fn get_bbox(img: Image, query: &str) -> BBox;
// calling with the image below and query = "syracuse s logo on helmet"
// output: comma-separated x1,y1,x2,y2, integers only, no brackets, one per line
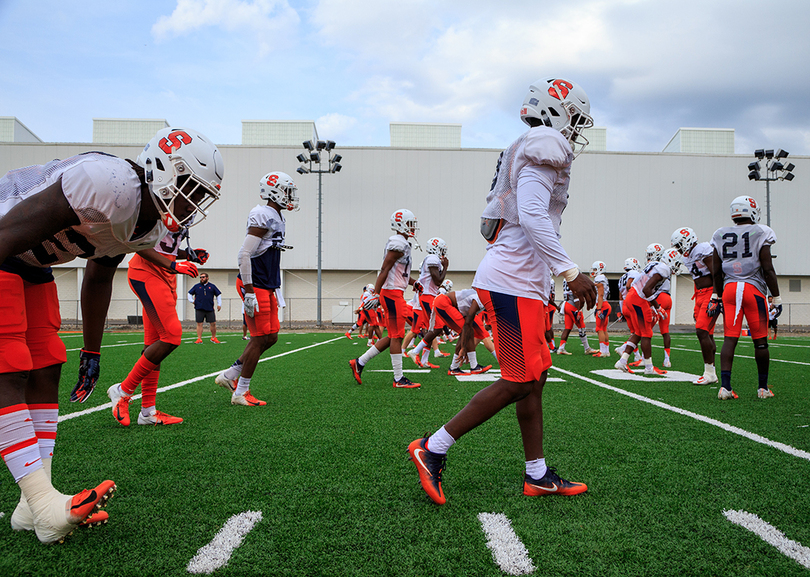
548,79,573,100
158,130,193,154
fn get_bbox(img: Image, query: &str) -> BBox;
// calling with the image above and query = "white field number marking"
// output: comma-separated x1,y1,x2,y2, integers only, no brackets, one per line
478,513,535,575
723,509,810,569
187,511,263,574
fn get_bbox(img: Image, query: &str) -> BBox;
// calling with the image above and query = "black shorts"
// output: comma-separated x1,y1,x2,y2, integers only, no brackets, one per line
768,319,778,329
196,309,216,323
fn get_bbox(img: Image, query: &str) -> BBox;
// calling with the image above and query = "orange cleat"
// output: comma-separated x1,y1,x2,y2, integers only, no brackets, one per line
408,437,446,504
523,467,587,497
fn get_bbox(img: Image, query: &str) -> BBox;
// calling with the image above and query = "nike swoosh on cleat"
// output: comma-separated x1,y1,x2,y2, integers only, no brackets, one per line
45,420,58,423
25,459,41,467
535,483,558,492
24,418,33,422
413,449,432,478
70,490,98,511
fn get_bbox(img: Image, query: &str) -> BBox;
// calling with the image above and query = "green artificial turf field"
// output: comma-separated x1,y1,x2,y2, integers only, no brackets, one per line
1,330,808,576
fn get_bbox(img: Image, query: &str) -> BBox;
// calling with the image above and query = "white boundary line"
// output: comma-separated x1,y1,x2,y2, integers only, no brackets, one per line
723,509,810,569
550,366,810,462
187,511,264,574
478,513,536,576
59,336,342,423
653,344,810,367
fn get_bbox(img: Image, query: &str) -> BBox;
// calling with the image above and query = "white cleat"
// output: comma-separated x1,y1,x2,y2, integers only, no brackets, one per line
693,374,718,385
757,388,775,399
556,349,572,355
663,358,672,368
614,360,630,373
215,371,237,392
718,388,737,400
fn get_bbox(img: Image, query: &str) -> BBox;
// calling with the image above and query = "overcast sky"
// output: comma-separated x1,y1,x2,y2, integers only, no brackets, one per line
2,0,809,155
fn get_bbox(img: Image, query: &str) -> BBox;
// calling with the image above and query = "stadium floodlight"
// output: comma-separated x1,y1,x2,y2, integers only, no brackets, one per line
747,147,796,226
295,138,344,327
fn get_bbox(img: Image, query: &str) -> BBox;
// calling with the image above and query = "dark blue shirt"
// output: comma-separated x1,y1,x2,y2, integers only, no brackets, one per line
188,281,221,311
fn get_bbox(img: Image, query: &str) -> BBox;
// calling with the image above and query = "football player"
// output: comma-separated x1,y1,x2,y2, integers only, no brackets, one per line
556,276,597,355
348,209,422,388
646,242,674,367
710,196,779,400
671,227,718,384
0,127,223,543
590,261,612,357
615,258,643,363
768,296,781,341
107,228,207,427
214,171,298,405
408,77,597,504
407,237,449,368
434,289,495,375
614,249,682,375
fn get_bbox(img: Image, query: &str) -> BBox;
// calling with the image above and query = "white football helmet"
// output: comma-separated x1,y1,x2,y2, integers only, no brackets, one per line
623,257,641,272
730,195,760,223
660,248,683,275
259,171,299,211
441,279,453,292
520,78,594,154
646,243,665,263
671,227,698,256
590,261,606,277
426,237,447,257
391,208,419,240
137,127,224,232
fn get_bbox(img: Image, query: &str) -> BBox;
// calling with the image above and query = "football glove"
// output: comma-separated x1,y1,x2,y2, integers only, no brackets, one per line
656,307,668,321
189,248,209,264
413,281,424,293
706,295,723,318
244,293,259,317
171,260,199,277
597,309,608,321
363,296,380,310
70,350,100,403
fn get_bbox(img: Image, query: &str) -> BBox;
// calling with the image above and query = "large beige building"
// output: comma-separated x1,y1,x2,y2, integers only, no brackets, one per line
1,120,807,330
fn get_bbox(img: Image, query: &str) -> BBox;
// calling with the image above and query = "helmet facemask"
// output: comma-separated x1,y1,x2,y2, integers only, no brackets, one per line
149,155,221,232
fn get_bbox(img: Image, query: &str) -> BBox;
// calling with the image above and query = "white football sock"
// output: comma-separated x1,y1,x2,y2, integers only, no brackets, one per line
427,426,455,454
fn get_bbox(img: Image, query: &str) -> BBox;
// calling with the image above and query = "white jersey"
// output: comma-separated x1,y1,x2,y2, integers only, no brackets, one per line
381,235,412,292
618,270,641,300
0,153,165,268
711,223,776,296
683,241,714,281
473,127,577,301
631,261,672,302
562,279,580,305
245,204,286,290
593,273,610,301
455,288,484,317
417,254,443,296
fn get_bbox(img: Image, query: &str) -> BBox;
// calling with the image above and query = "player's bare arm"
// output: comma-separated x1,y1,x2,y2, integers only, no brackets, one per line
642,274,663,299
0,180,80,263
566,272,597,309
711,248,725,296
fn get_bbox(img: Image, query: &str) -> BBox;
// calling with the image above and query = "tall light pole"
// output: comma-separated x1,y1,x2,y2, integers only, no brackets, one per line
747,148,795,227
296,140,342,327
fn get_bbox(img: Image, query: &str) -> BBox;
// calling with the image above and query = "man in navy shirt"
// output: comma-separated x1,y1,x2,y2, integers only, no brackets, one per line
188,273,222,343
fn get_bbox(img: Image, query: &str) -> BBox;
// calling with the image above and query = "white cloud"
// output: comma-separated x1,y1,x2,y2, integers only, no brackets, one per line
315,113,357,142
152,0,300,55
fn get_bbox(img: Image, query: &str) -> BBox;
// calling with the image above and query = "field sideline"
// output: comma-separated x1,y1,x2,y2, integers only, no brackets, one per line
1,330,808,576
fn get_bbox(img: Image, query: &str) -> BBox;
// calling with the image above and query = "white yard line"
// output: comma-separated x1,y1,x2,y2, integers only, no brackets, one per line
187,511,263,574
723,510,810,569
478,513,536,576
550,366,810,463
60,336,343,422
653,344,810,367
